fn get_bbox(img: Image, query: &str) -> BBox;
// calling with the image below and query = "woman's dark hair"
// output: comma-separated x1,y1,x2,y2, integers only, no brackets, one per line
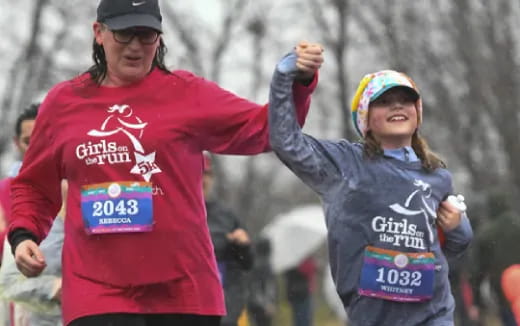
363,130,446,172
86,34,170,85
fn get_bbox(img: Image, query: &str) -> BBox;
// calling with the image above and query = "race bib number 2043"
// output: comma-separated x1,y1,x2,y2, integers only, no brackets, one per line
81,181,153,234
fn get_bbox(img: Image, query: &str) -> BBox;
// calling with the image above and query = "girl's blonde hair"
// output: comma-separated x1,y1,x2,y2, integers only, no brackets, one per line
362,130,446,172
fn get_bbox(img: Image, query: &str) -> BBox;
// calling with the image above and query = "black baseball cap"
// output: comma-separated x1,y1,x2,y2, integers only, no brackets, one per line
97,0,162,32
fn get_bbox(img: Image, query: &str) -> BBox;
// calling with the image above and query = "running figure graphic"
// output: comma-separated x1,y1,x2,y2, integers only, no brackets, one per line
88,104,162,182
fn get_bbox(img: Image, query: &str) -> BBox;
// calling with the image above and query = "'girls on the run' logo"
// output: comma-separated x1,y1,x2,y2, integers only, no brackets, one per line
370,179,439,250
74,104,162,182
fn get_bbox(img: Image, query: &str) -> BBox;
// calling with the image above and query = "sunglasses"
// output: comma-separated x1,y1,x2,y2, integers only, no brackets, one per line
110,28,161,45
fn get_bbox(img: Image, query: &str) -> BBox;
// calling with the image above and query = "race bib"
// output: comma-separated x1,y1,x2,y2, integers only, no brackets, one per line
358,246,435,302
81,181,153,234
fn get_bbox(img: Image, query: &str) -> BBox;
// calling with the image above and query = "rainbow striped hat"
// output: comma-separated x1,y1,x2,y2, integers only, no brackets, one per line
351,70,422,138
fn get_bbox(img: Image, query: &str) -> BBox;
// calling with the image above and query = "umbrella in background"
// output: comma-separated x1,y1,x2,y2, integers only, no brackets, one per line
261,205,327,273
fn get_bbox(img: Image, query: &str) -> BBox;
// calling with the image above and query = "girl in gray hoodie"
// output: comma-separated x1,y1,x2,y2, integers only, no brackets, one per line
268,50,473,326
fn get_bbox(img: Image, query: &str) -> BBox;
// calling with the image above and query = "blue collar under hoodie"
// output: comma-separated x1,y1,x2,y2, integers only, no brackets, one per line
384,147,419,162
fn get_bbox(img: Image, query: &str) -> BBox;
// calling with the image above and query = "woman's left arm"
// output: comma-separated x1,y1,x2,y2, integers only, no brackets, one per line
192,44,322,155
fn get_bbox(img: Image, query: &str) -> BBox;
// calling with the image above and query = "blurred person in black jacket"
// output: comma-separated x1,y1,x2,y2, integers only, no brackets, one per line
248,237,277,326
203,152,254,326
470,192,520,326
285,256,317,326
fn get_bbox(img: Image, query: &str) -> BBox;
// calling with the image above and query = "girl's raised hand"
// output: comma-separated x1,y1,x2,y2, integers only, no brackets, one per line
295,41,324,82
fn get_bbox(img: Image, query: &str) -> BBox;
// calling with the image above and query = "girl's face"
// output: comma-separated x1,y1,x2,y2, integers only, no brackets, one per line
367,87,418,149
93,22,161,86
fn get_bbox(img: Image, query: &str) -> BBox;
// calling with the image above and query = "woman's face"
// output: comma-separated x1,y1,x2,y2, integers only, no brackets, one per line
367,87,418,148
93,22,161,86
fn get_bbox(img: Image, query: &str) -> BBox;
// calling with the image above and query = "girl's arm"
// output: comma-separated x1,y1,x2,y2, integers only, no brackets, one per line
269,52,352,195
438,197,473,257
442,213,473,257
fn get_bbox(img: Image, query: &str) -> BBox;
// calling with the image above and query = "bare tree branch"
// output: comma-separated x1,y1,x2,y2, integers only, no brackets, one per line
310,0,355,139
0,0,50,153
162,3,205,75
209,0,249,83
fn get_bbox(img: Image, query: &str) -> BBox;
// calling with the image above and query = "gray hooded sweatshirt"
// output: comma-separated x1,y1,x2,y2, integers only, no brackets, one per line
0,217,63,326
268,53,473,326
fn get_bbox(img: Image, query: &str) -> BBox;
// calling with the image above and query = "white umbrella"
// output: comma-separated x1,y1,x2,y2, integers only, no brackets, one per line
261,205,327,273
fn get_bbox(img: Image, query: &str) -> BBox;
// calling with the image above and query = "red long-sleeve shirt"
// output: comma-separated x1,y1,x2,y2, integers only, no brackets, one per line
9,68,316,324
